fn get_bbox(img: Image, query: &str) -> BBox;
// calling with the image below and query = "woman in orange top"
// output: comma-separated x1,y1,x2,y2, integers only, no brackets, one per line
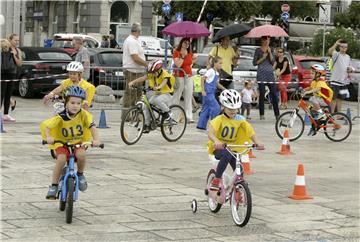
172,38,197,123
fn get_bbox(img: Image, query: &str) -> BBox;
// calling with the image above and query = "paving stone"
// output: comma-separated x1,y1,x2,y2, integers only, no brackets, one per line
214,233,292,242
323,227,360,238
124,220,206,231
275,230,343,241
1,227,72,239
152,228,221,240
62,231,166,242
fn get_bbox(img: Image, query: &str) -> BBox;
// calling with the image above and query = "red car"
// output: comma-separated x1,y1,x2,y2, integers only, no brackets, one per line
293,55,326,89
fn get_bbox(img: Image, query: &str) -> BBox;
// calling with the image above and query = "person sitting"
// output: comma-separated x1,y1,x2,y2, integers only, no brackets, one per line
43,61,96,110
128,59,176,133
303,64,333,135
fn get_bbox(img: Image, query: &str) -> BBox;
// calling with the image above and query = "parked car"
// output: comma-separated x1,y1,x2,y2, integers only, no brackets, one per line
293,55,325,89
139,36,172,58
17,47,72,97
232,56,258,91
52,33,101,55
88,48,125,96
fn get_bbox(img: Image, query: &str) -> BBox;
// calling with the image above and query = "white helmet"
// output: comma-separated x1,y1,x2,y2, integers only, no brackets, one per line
66,61,84,72
219,89,242,109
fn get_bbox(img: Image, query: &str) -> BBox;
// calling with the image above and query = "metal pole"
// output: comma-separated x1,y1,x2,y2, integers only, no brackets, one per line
353,80,360,121
322,23,326,57
196,0,208,23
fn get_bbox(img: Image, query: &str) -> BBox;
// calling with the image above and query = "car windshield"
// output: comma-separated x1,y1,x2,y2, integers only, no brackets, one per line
99,52,122,66
351,60,360,71
193,55,208,68
233,58,257,71
300,60,325,70
37,52,72,60
52,40,73,48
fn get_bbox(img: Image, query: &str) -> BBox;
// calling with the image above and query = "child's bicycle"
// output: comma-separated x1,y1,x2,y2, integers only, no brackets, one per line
42,140,104,224
192,143,262,227
275,94,352,142
120,86,187,145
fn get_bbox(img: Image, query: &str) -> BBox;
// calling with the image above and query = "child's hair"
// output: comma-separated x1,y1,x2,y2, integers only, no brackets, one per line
211,56,222,68
1,39,11,52
244,80,252,87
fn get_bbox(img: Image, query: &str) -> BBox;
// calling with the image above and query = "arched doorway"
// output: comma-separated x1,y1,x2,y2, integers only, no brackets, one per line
109,1,130,45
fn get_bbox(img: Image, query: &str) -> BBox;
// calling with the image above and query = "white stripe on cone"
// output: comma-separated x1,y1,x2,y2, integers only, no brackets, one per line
295,175,306,186
242,154,250,163
282,138,289,145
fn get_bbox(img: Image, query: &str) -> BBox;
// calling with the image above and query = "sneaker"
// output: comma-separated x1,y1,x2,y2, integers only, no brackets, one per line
192,105,200,113
246,116,251,120
210,178,222,191
307,128,316,136
143,125,151,134
2,115,16,122
187,119,195,124
163,112,172,121
260,115,265,120
46,185,58,199
317,112,326,121
10,99,16,111
78,174,87,192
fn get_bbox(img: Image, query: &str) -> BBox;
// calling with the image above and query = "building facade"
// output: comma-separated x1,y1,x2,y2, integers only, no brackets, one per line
1,0,156,47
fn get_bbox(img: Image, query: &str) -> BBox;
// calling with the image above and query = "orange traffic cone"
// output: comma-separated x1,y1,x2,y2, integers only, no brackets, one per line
248,149,256,158
288,163,313,200
277,129,293,155
242,153,254,175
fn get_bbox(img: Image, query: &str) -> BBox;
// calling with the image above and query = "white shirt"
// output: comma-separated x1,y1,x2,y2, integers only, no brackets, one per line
241,88,253,103
330,51,351,86
123,34,146,73
204,68,219,83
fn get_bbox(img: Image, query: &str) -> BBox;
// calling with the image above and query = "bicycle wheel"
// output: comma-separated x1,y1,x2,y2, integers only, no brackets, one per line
231,181,252,227
65,177,75,224
324,112,352,142
59,181,66,211
120,107,145,145
161,105,187,142
206,170,222,213
275,111,305,141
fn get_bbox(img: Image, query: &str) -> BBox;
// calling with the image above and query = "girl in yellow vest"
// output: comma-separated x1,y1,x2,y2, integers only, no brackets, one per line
43,61,95,110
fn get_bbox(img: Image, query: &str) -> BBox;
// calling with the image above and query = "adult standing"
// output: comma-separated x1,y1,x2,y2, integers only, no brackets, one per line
73,37,90,81
122,22,147,120
109,34,119,49
100,35,110,48
273,47,291,109
328,39,353,112
8,34,22,112
207,36,238,90
253,36,279,120
172,38,197,123
1,39,17,122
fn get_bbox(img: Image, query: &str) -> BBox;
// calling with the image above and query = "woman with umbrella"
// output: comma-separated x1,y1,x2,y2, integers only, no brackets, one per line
252,36,279,120
172,37,197,123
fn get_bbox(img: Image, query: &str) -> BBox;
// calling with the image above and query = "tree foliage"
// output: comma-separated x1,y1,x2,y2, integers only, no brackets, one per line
310,27,360,59
333,2,360,30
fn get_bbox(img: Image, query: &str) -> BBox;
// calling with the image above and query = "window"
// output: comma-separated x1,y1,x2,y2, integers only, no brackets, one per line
38,52,72,60
234,58,257,71
300,60,325,70
99,52,123,66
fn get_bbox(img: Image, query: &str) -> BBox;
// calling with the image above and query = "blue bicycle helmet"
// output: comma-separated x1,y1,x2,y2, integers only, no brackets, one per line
65,86,86,100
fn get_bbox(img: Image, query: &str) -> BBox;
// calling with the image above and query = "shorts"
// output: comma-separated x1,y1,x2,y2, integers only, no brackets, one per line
309,96,328,107
330,83,348,100
55,145,85,160
241,102,251,110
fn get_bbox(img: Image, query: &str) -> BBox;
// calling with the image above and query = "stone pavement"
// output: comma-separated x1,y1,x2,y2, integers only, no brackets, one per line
1,98,359,242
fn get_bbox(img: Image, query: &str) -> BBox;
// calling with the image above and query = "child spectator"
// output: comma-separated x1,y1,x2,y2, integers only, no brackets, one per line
241,81,257,119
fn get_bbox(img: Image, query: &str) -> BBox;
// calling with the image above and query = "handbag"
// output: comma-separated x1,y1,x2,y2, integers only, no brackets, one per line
1,51,16,74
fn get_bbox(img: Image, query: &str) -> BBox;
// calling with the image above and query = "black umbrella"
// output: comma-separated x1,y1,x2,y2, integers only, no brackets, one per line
212,23,251,43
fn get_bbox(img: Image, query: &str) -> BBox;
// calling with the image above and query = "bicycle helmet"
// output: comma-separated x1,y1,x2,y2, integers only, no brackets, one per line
219,89,242,109
65,86,86,100
66,61,84,72
147,59,163,73
311,64,326,75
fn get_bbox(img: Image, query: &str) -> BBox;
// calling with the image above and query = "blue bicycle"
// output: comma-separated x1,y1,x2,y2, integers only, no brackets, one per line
42,140,104,223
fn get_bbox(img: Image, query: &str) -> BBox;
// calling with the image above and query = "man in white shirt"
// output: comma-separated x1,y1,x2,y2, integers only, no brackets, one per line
328,39,353,112
122,23,147,119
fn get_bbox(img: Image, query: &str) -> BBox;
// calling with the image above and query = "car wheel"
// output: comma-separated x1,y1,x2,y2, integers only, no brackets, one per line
19,79,34,98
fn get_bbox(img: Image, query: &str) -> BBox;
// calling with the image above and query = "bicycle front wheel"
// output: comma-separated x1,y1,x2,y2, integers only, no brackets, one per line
161,105,187,142
206,170,222,213
65,177,74,224
231,181,252,227
120,107,145,145
275,111,305,141
324,112,352,142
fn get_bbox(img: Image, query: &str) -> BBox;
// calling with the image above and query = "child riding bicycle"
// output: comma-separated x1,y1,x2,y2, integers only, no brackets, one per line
128,59,176,133
40,86,101,199
207,89,264,190
303,64,333,135
43,61,96,110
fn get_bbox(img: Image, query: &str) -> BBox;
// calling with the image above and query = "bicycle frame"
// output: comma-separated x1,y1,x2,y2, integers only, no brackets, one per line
136,88,164,129
60,148,79,202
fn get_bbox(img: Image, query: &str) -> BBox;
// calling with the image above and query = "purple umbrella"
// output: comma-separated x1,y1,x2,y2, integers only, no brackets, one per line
162,21,210,38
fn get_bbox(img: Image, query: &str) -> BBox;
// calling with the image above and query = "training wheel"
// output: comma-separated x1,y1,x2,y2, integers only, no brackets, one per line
191,199,197,213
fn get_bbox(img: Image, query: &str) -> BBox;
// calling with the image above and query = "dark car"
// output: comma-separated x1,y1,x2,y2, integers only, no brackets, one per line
293,55,325,89
348,58,360,101
88,48,125,96
17,47,72,97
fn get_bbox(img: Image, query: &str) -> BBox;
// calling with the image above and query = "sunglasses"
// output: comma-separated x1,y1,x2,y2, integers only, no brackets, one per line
340,45,348,48
278,51,284,53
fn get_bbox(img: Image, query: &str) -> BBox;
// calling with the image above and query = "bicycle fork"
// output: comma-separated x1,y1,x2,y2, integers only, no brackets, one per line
60,157,79,202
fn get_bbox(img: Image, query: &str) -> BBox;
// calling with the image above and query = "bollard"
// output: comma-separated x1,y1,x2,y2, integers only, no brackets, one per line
345,108,351,125
0,114,6,133
97,109,110,128
304,114,310,126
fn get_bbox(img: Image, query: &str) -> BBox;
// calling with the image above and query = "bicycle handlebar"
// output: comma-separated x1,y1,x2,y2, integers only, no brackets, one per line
42,140,104,149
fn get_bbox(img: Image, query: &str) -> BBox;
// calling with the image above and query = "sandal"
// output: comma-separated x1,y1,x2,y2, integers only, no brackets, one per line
10,99,16,111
